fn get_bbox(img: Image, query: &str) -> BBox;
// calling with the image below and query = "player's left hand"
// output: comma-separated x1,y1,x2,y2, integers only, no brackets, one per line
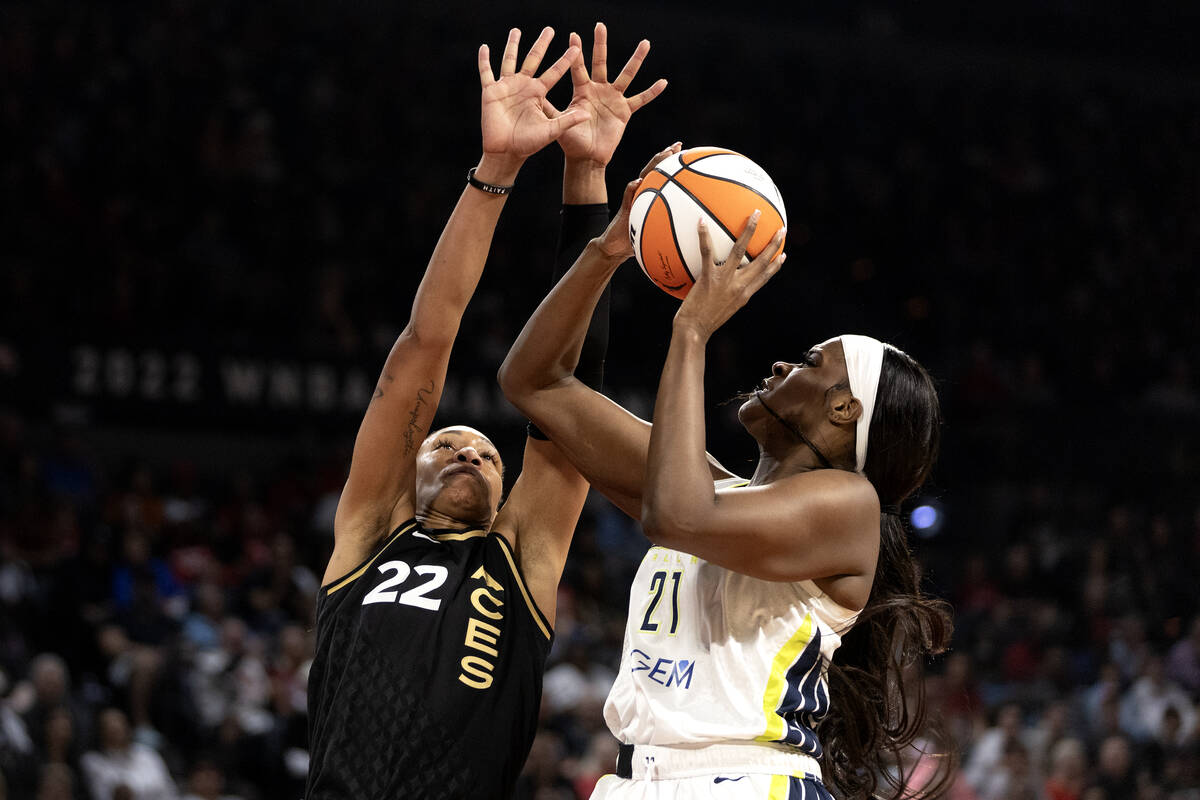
597,142,682,258
674,213,787,337
547,23,667,167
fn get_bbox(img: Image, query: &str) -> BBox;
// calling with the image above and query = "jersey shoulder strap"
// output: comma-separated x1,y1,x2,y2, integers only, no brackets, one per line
714,475,750,490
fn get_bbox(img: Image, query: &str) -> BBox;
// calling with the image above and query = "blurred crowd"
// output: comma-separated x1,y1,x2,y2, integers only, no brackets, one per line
1,1,1198,799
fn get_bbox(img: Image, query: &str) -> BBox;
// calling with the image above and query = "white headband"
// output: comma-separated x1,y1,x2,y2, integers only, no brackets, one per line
840,334,885,473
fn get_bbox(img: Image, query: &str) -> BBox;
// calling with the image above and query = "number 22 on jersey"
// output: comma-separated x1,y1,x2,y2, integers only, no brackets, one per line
362,559,448,610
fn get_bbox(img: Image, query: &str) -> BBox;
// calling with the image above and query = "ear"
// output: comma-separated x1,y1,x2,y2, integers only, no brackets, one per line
827,386,863,426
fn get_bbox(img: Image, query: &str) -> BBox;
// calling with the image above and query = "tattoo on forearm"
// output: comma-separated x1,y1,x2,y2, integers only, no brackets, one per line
402,380,435,455
373,372,395,400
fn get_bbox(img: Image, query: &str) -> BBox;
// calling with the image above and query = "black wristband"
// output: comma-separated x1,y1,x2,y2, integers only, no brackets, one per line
467,167,513,196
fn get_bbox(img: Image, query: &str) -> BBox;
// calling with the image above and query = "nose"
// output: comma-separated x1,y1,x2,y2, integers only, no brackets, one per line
772,362,791,377
456,447,483,466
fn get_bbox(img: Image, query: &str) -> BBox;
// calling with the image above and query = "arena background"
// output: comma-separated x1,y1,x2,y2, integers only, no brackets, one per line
1,1,1198,798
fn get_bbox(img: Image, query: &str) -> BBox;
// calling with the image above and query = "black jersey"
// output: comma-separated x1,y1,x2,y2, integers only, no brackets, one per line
305,519,553,800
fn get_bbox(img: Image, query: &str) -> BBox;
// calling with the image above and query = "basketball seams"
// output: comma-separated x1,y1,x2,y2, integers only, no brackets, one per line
632,148,784,299
659,192,695,288
655,167,740,244
677,162,786,224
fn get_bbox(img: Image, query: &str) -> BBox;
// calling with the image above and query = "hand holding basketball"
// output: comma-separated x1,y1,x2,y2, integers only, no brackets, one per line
598,143,683,259
673,212,786,338
548,23,668,167
478,28,589,164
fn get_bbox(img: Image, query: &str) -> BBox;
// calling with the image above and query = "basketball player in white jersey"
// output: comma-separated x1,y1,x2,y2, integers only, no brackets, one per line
499,151,953,799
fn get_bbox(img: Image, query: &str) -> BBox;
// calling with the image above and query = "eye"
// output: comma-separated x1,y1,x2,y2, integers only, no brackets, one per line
434,439,455,450
798,351,817,367
481,452,497,463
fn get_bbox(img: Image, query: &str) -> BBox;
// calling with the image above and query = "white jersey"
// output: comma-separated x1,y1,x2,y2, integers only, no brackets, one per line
603,480,860,761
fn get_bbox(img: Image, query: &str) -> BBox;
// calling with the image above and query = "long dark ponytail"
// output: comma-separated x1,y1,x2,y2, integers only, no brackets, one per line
820,345,954,800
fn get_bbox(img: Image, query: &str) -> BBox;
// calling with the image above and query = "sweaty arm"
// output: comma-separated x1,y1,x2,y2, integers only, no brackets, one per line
642,323,881,584
325,29,587,586
498,193,734,519
326,159,520,586
640,220,879,585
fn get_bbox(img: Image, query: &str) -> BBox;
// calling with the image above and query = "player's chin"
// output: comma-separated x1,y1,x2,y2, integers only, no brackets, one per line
436,482,496,523
731,390,760,421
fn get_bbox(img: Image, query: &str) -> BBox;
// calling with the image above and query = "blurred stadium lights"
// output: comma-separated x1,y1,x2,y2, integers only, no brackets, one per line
909,499,945,538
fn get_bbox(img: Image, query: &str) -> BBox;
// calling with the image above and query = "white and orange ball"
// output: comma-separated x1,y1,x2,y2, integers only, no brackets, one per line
629,146,786,299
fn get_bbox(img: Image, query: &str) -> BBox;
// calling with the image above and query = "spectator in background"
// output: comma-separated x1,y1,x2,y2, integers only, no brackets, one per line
976,737,1045,800
966,703,1027,792
1120,655,1197,743
80,708,176,800
1090,735,1135,800
34,763,75,800
1044,738,1088,800
1165,616,1200,698
180,759,243,800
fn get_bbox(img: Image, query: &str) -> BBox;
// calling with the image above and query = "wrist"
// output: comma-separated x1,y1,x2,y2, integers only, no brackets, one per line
586,237,631,265
474,153,524,187
671,315,712,343
563,159,608,205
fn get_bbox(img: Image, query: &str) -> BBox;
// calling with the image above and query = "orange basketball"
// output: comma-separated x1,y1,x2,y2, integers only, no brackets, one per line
629,146,787,299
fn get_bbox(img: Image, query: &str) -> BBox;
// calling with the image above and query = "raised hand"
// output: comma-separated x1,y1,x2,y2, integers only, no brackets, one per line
550,23,668,167
674,212,787,337
478,27,589,162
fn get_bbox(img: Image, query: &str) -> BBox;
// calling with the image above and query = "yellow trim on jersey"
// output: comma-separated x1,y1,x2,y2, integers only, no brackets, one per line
324,520,419,596
756,612,816,743
493,533,552,641
768,773,790,799
431,529,488,541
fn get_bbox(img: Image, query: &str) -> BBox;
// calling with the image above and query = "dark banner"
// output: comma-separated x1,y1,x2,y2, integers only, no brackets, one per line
4,339,541,432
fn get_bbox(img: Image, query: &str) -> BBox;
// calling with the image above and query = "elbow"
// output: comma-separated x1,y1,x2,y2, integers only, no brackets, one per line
639,501,694,550
496,357,531,408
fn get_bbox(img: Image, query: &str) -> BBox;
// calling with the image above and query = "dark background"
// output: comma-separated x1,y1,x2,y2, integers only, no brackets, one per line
1,1,1197,798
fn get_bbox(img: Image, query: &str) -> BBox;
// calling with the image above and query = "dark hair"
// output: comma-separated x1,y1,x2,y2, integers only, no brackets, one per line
820,345,955,800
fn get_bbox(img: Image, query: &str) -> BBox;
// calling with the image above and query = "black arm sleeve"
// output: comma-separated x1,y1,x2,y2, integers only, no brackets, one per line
527,203,611,441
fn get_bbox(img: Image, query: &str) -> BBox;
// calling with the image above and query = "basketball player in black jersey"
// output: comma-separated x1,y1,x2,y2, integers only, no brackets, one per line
304,25,666,800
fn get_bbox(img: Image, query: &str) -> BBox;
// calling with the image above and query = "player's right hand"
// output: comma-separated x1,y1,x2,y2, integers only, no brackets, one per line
478,27,589,161
674,211,786,338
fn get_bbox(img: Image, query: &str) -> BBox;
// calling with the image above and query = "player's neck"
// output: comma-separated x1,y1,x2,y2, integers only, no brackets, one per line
416,508,492,532
749,444,832,485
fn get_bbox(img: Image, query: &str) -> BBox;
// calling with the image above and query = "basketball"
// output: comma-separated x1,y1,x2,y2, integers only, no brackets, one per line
629,146,787,299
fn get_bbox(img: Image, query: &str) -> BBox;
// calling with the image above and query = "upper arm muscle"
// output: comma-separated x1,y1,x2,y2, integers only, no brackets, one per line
492,437,590,627
335,329,451,540
517,379,732,520
647,470,881,584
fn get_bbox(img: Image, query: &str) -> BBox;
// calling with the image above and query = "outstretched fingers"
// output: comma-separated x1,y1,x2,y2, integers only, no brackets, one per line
591,21,609,83
568,31,589,86
499,28,521,77
478,44,495,87
612,39,650,92
628,77,668,113
538,44,581,91
546,107,590,138
520,26,555,75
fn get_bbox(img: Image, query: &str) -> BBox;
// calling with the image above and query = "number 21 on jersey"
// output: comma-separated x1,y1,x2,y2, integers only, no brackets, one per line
640,570,682,635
